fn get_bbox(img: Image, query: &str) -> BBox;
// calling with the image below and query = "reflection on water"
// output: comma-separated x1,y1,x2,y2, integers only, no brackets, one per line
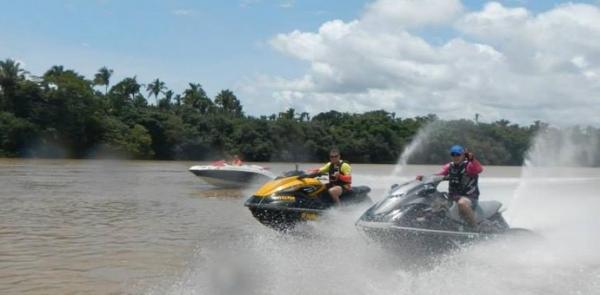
1,159,599,294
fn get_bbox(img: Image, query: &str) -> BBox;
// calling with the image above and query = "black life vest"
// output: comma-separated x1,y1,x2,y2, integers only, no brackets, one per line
448,161,480,198
328,160,348,186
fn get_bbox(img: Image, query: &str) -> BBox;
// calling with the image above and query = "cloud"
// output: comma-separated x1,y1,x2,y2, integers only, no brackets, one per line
362,0,464,29
279,0,295,8
241,1,600,126
240,0,262,8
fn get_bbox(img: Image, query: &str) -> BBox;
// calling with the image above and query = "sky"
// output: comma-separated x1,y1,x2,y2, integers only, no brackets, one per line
1,0,600,126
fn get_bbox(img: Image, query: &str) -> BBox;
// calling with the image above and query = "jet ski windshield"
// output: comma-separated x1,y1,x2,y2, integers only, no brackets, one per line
372,180,428,215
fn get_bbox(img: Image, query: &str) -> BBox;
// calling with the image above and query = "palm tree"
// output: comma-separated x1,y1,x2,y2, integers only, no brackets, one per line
0,59,27,91
158,90,174,110
146,78,166,103
44,65,65,78
94,67,113,94
183,83,213,113
0,59,28,110
121,77,141,101
299,112,310,122
214,89,243,116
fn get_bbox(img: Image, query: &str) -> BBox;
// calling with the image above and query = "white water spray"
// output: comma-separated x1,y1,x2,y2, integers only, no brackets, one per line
505,127,600,273
391,123,434,177
158,127,600,295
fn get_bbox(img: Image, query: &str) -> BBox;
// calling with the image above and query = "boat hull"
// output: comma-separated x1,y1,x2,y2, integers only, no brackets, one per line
189,165,274,188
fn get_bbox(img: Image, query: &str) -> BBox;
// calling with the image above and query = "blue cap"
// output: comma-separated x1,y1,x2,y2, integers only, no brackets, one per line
449,145,464,155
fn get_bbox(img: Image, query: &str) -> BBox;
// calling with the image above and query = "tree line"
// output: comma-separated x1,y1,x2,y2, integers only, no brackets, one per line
1,59,599,165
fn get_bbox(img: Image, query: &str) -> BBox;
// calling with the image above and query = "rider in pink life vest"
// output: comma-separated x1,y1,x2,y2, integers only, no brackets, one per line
418,145,483,228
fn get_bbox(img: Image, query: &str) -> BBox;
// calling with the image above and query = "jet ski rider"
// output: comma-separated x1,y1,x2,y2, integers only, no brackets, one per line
307,148,352,206
418,145,483,229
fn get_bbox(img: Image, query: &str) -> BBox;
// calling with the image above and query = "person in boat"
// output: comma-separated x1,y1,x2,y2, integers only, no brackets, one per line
418,145,483,229
307,148,352,206
231,154,243,166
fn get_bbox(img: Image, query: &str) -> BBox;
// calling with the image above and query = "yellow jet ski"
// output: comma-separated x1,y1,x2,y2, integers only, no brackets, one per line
245,170,372,231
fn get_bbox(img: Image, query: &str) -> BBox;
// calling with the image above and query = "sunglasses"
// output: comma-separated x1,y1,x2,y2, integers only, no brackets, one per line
330,154,340,158
450,152,462,157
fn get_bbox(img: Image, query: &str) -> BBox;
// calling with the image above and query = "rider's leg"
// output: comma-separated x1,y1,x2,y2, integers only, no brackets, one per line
457,196,477,226
328,185,343,206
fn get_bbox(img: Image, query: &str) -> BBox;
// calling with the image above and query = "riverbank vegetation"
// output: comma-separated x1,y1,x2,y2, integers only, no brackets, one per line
1,59,598,165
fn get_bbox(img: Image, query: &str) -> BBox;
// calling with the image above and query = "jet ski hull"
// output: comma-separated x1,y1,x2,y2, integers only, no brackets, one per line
245,175,372,231
356,220,489,253
355,177,517,253
245,196,325,230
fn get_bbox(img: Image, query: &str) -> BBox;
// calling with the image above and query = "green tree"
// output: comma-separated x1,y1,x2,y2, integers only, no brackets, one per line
158,90,174,110
0,111,37,156
43,65,65,78
214,89,243,116
146,78,166,103
108,77,142,114
93,67,113,94
183,83,213,114
39,68,105,156
0,59,28,112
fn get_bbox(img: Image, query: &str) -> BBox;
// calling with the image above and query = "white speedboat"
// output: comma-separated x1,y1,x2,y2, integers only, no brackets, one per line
189,162,276,188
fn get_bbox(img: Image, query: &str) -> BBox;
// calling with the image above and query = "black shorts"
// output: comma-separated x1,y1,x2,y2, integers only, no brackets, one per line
451,194,478,209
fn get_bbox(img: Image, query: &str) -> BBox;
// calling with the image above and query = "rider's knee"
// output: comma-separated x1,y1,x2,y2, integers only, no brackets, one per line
457,197,471,209
329,186,342,196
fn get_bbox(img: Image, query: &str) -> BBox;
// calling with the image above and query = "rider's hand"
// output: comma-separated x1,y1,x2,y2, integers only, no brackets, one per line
298,171,311,179
333,172,340,179
416,175,423,181
465,152,474,161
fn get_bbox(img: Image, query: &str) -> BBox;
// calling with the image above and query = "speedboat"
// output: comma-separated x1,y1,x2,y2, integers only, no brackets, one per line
245,170,372,231
189,161,275,188
355,175,532,254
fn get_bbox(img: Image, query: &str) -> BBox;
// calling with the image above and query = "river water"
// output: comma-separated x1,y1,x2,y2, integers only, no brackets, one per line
1,159,599,294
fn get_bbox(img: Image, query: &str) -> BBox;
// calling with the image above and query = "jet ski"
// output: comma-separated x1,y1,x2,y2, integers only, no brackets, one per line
245,170,372,230
189,161,275,188
356,176,530,253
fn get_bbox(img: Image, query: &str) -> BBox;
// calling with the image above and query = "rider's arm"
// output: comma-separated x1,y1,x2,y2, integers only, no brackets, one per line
417,163,449,181
435,163,451,176
317,162,330,175
431,175,446,182
338,163,352,183
466,159,483,176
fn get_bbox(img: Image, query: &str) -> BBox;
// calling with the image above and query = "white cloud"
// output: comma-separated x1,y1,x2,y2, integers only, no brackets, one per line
279,0,295,8
172,9,194,16
362,0,464,29
240,0,262,8
242,1,600,126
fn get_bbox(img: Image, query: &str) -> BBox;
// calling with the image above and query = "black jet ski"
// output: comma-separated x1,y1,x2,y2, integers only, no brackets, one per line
245,170,372,231
356,176,530,253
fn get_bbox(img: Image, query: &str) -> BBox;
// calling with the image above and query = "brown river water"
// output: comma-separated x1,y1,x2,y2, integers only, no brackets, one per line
1,159,599,295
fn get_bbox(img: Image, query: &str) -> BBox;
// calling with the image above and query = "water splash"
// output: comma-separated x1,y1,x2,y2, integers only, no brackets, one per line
505,126,600,277
509,127,600,227
158,127,600,295
391,123,435,178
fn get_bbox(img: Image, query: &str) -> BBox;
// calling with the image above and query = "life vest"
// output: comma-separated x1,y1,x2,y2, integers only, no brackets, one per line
328,160,351,189
448,161,479,198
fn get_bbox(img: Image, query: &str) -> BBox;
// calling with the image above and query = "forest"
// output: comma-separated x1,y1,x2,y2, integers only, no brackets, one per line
1,59,598,165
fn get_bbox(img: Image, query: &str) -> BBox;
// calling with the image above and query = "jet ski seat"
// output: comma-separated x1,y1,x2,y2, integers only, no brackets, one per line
448,200,502,224
351,186,371,194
